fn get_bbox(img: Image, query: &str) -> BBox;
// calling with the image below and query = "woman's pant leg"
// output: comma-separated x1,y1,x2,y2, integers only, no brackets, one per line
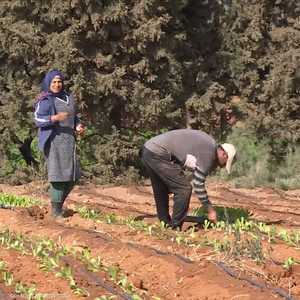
50,182,65,216
50,181,72,216
62,181,75,203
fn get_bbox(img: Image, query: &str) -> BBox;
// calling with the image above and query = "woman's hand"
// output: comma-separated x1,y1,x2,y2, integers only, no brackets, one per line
75,123,85,135
51,112,69,122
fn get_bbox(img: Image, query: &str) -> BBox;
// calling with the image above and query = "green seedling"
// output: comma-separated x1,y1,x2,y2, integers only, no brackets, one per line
72,286,89,297
131,295,143,300
40,256,60,272
105,213,118,224
175,235,184,245
118,275,140,295
289,231,300,247
56,265,89,296
56,265,74,281
31,242,48,258
106,265,120,281
203,220,211,230
0,261,6,272
3,271,14,286
147,224,155,236
76,206,101,220
283,257,298,270
79,248,102,272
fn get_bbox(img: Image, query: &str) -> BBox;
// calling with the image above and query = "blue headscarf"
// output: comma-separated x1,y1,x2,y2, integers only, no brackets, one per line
36,70,67,102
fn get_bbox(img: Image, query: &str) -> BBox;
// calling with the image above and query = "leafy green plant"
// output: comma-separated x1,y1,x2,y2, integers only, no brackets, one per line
76,206,101,220
283,257,298,270
78,248,102,272
3,271,14,286
105,213,118,224
107,265,120,282
0,193,40,208
278,230,300,247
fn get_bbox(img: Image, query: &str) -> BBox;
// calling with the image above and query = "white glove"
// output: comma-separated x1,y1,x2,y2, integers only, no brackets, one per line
184,154,197,170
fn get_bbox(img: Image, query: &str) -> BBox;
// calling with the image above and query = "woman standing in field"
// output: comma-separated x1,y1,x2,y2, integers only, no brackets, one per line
34,70,85,218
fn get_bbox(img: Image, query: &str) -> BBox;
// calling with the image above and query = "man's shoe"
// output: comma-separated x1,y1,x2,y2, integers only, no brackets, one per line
171,222,183,231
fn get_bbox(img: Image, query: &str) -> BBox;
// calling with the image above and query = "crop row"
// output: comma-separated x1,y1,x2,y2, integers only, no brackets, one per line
75,205,300,268
0,229,144,300
1,193,299,278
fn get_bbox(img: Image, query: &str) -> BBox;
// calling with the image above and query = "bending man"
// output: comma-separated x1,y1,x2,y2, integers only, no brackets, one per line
141,129,236,229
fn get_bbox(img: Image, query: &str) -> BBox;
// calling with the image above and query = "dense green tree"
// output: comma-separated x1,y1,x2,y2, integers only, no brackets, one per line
0,0,299,183
1,0,229,182
219,0,300,157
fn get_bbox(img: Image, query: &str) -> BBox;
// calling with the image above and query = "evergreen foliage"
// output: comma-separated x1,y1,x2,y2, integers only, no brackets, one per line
0,0,299,184
219,0,300,150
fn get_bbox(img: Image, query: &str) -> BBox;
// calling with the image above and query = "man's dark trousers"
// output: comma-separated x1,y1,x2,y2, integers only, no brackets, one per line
141,147,192,228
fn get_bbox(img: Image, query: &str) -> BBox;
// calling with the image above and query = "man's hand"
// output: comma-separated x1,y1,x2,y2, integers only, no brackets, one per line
75,123,86,135
208,206,217,224
51,112,69,122
184,154,197,170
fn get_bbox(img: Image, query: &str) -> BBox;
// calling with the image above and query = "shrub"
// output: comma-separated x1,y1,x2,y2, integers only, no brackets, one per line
216,127,300,189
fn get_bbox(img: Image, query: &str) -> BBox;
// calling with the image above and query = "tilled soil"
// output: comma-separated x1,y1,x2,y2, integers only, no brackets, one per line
0,181,299,300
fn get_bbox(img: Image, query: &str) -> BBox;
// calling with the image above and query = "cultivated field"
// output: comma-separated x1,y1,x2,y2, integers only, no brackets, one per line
0,181,299,300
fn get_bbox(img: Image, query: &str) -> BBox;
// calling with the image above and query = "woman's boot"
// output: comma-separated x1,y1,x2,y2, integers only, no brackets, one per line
51,201,63,218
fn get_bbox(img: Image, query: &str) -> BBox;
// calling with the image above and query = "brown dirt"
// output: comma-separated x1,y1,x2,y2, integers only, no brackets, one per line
0,180,299,299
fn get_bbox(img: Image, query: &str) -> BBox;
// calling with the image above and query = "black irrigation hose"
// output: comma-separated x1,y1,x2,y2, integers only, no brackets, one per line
57,224,113,242
76,265,132,300
62,257,133,300
216,261,296,300
126,241,193,264
174,253,193,264
184,215,207,224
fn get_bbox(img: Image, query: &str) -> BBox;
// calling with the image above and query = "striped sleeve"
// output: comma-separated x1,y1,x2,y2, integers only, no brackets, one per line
192,166,212,208
34,100,53,128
